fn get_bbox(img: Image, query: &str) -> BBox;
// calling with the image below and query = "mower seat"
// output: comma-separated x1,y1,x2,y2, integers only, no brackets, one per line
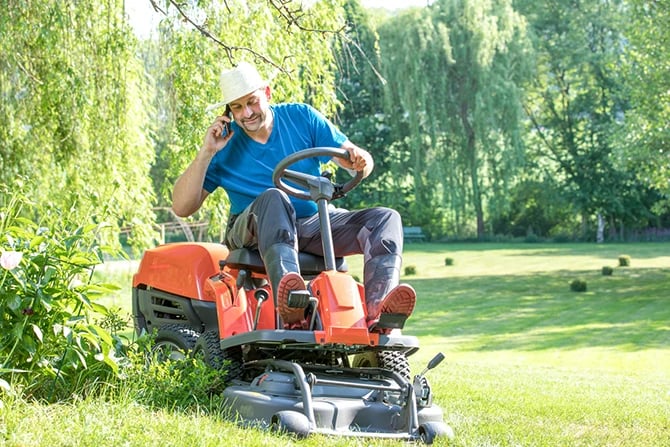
225,248,347,276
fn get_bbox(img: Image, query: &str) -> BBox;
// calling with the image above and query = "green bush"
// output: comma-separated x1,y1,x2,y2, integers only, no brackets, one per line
618,255,631,267
570,279,587,292
404,265,417,276
1,188,125,401
444,257,454,266
121,340,226,410
602,266,614,276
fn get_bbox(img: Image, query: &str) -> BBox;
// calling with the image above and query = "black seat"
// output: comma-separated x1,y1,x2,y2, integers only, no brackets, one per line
225,248,347,276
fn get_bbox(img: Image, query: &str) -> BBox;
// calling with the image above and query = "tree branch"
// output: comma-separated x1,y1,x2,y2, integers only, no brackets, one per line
149,0,345,73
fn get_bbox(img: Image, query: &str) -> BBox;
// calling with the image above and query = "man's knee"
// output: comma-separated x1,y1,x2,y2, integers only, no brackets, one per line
373,206,402,228
257,188,291,207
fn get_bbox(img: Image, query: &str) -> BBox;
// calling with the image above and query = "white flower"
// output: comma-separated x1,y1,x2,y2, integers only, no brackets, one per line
0,251,23,270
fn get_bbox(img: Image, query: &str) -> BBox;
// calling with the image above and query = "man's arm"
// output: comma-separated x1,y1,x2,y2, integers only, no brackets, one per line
172,114,233,217
172,150,212,217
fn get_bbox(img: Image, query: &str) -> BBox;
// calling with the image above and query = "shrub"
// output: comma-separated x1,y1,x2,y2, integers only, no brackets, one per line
618,255,631,267
444,257,454,266
121,339,226,410
404,265,417,276
570,279,587,292
602,266,614,276
1,188,125,401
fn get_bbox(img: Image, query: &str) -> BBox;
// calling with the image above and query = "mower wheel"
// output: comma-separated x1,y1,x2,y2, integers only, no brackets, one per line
193,330,244,382
151,324,199,362
418,421,454,445
351,350,411,382
270,410,311,438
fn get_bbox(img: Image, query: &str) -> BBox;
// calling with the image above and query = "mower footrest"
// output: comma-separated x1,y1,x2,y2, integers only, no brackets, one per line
374,312,408,330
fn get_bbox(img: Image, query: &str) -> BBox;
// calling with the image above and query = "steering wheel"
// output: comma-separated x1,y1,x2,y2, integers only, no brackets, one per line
272,147,364,201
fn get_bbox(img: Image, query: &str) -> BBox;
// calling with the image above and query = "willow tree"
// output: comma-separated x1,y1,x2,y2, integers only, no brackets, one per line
147,0,349,235
378,0,531,238
0,1,155,250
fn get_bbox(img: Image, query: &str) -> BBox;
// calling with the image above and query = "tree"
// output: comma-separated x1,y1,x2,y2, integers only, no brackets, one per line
0,1,156,251
621,0,670,213
377,0,532,238
516,0,649,240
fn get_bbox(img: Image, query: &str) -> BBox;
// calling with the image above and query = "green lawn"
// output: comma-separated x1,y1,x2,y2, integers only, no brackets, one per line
3,242,669,446
396,243,670,446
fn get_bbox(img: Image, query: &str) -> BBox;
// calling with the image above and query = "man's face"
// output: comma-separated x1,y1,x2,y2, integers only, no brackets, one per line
228,86,271,133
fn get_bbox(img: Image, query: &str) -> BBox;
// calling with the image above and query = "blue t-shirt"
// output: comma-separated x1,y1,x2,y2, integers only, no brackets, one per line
203,103,347,218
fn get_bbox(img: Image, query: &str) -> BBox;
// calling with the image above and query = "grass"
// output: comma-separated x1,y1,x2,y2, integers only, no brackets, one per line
2,242,669,446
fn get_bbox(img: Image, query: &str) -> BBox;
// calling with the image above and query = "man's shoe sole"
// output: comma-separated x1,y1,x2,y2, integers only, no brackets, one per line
277,272,306,325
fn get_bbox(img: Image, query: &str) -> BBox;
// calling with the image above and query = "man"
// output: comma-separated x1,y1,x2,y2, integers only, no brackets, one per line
172,62,415,331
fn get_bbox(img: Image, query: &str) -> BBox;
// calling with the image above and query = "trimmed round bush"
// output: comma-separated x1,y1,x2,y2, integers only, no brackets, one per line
570,279,587,292
444,257,454,266
618,255,631,267
602,266,614,276
404,265,417,276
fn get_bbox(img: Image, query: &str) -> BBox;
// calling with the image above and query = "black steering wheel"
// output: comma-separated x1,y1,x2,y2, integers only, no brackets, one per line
272,147,364,201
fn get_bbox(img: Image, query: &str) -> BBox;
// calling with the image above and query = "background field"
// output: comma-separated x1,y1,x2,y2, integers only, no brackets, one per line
4,242,669,446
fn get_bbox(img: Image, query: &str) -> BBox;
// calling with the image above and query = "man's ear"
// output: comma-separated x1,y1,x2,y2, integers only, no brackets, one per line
264,85,272,101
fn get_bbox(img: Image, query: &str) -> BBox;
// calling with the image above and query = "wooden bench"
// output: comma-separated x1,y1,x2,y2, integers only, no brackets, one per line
403,226,426,243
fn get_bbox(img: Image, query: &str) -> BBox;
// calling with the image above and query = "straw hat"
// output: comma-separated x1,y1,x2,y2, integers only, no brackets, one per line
206,62,267,112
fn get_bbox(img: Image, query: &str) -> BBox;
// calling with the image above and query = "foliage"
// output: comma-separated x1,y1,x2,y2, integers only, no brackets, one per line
620,0,670,211
0,188,125,401
618,254,631,267
1,0,669,251
490,178,579,239
121,344,227,411
515,0,654,239
376,0,533,238
569,278,587,292
0,1,157,253
332,1,398,210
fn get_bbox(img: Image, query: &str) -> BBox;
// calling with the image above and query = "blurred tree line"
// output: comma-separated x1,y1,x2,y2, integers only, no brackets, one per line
1,0,668,251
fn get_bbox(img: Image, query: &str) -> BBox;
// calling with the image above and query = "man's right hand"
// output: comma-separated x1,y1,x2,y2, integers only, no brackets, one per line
202,114,234,156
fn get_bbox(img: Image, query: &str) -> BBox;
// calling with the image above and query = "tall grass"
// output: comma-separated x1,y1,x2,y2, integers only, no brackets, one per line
2,243,669,446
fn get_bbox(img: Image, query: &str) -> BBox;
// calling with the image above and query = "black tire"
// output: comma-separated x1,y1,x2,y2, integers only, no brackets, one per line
192,330,244,382
351,350,411,382
151,324,199,362
419,422,454,445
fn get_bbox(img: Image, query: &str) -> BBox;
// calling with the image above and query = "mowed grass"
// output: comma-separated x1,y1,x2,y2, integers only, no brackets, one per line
2,243,669,446
398,243,670,446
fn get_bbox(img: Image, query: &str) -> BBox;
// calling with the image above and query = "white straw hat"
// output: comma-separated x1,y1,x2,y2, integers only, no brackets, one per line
206,62,267,112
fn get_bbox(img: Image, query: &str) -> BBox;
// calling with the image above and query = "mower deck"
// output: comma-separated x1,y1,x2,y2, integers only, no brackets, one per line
223,358,450,442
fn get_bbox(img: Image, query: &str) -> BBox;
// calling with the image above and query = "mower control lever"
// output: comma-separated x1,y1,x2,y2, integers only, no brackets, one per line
252,289,269,331
420,352,445,376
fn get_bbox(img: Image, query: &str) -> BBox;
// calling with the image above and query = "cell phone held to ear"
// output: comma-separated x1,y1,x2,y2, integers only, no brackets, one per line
221,105,232,138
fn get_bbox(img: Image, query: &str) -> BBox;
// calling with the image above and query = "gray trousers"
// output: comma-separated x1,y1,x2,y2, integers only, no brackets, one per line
224,188,403,266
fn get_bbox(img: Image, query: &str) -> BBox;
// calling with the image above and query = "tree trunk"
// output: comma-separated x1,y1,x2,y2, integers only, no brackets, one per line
597,212,605,243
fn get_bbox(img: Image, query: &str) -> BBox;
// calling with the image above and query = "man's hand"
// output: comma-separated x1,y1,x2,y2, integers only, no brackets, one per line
202,114,234,157
339,141,374,178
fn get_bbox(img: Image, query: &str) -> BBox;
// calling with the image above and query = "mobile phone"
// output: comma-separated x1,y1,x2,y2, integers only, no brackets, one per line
222,105,232,138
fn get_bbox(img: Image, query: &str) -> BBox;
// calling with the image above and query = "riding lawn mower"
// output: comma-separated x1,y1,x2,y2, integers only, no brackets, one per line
131,148,453,443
